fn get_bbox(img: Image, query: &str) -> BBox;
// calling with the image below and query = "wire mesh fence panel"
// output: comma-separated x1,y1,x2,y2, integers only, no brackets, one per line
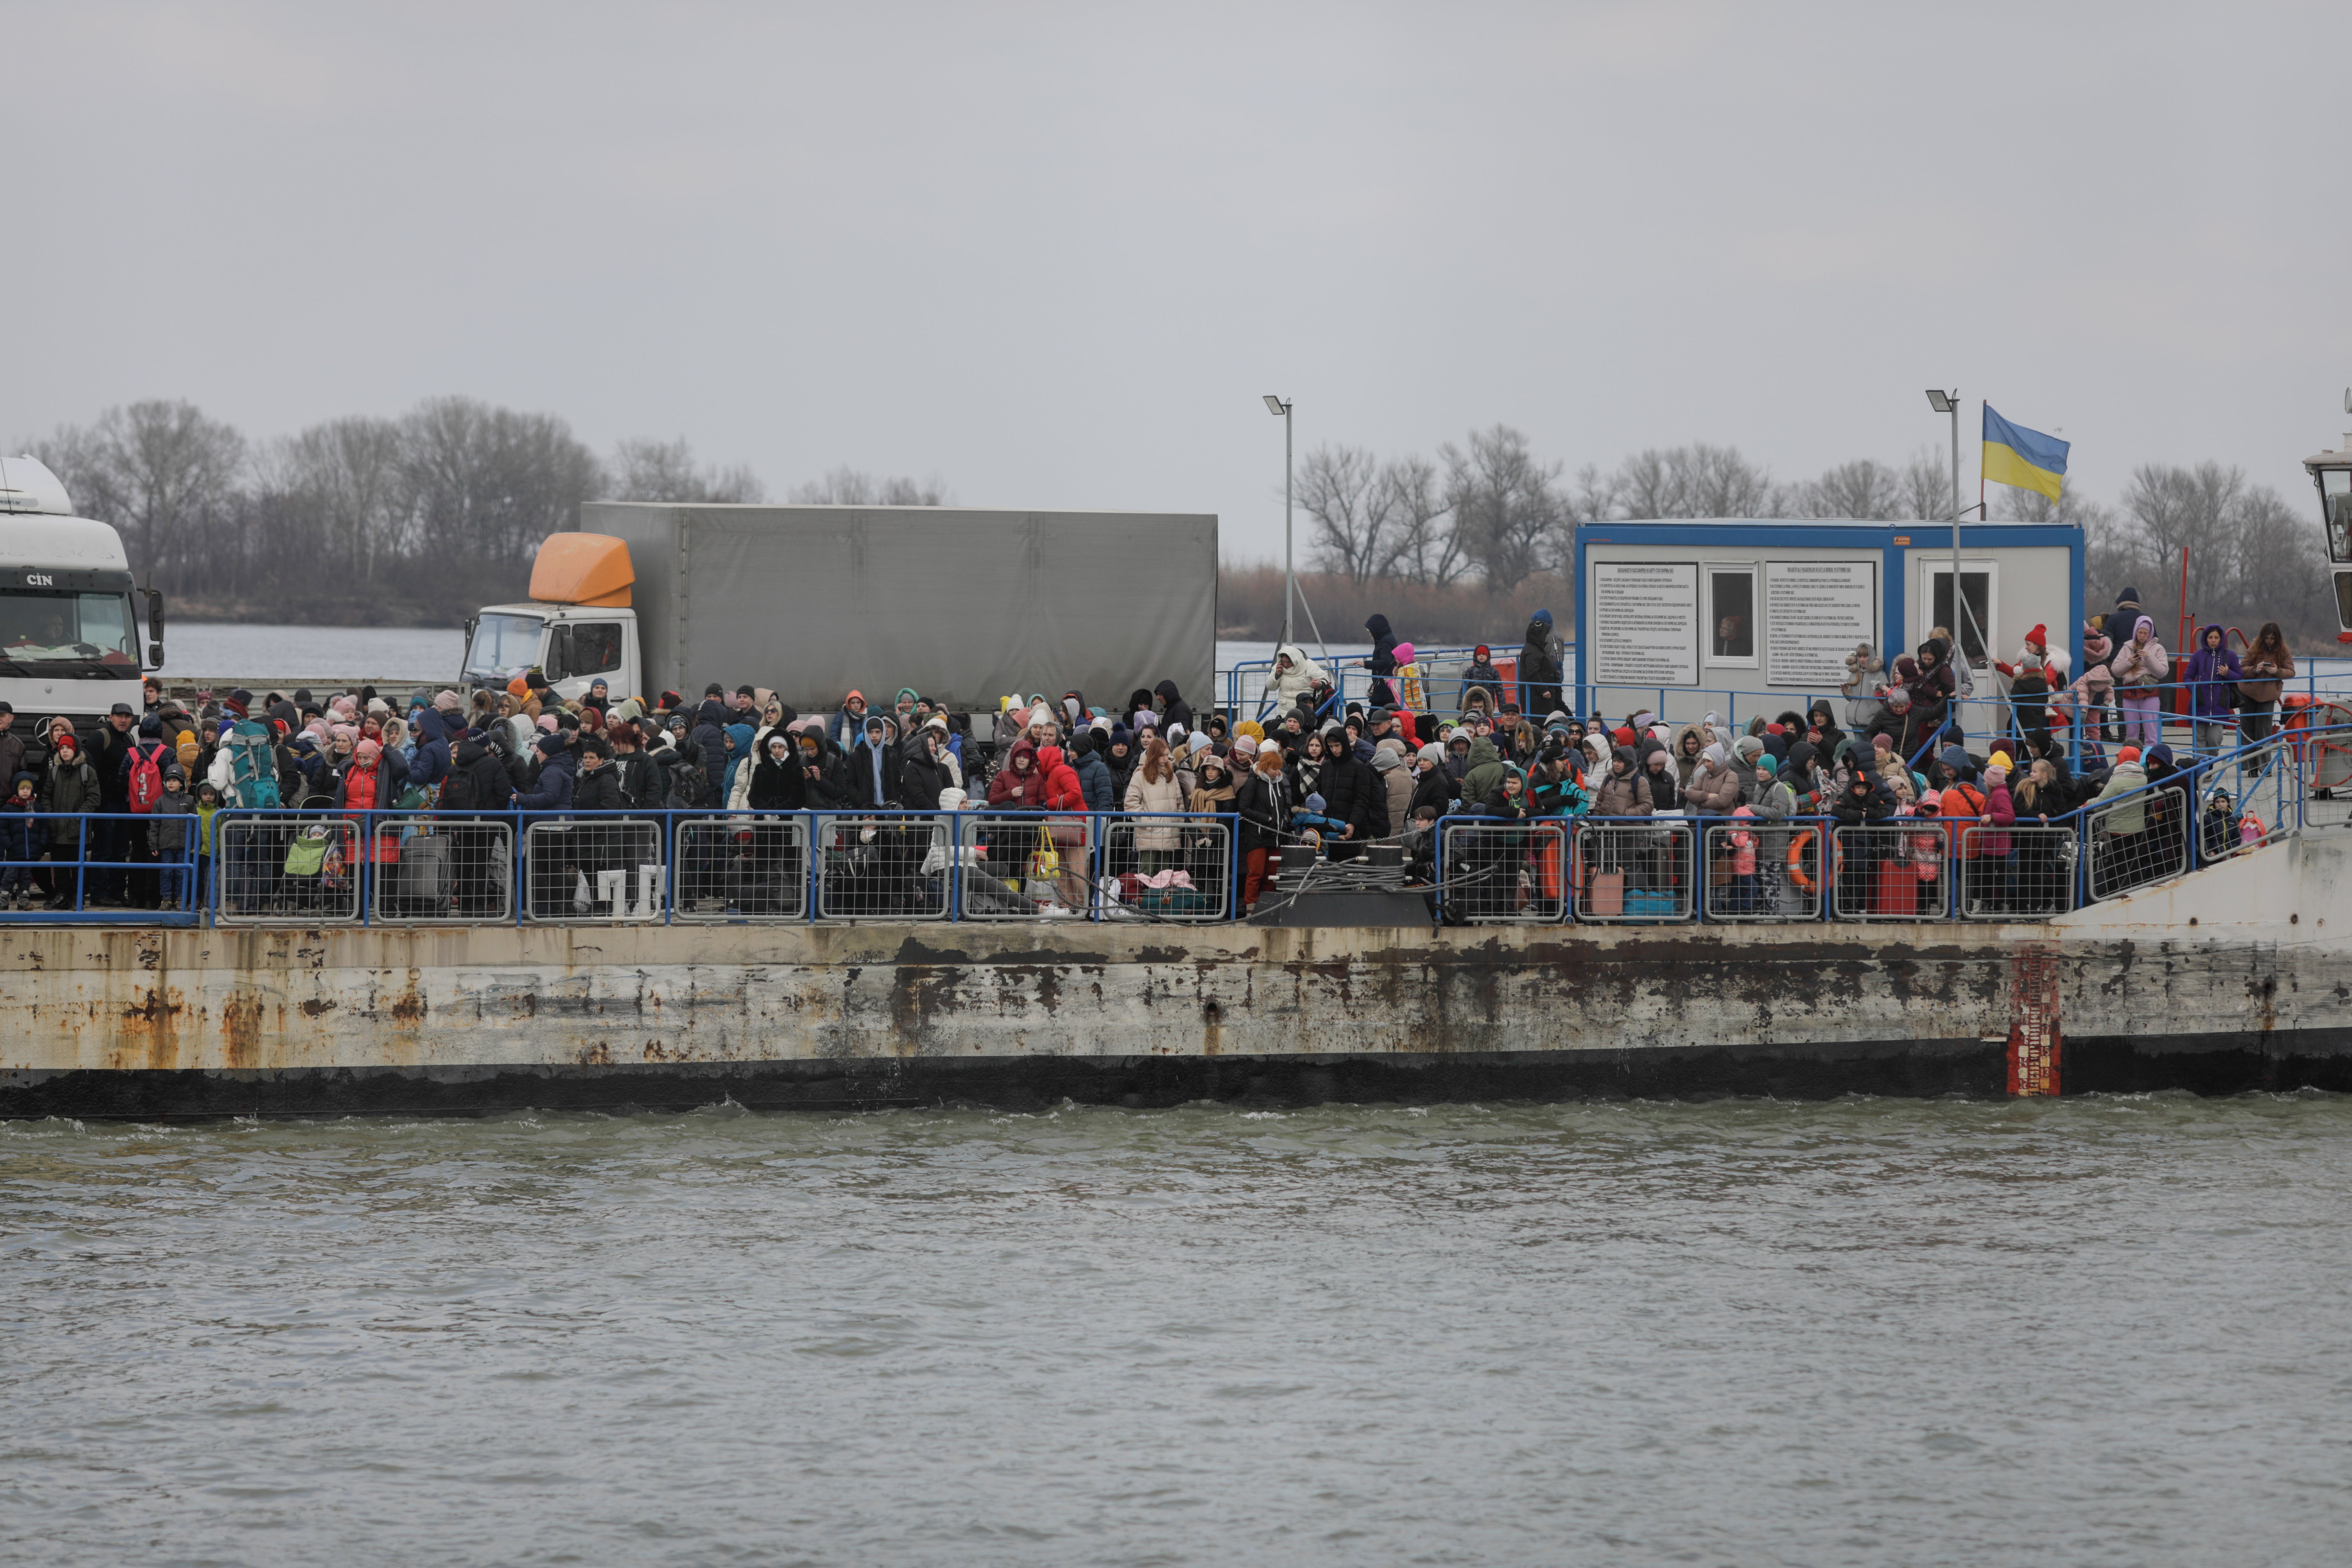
521,817,668,922
947,814,1052,919
2085,786,2191,901
367,816,514,923
814,814,949,920
2196,741,2296,864
1571,819,1693,923
1829,824,1948,921
1440,821,1565,923
672,816,808,921
216,817,362,924
0,813,206,921
1099,816,1230,921
1702,821,1823,922
1958,824,2076,919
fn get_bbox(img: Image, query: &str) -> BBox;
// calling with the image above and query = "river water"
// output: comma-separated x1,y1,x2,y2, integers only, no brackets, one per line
5,1093,2347,1566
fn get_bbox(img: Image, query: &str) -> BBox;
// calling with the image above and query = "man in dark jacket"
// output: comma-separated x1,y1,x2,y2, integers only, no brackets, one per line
0,704,28,787
1153,680,1194,736
1518,610,1563,716
1314,725,1388,858
91,702,137,902
410,707,455,796
515,734,577,814
1074,732,1114,811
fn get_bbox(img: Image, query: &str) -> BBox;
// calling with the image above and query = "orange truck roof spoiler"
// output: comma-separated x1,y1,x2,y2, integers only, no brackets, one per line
529,533,635,608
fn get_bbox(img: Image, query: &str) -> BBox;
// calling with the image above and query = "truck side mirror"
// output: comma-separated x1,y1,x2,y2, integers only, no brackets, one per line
142,587,166,669
544,624,572,683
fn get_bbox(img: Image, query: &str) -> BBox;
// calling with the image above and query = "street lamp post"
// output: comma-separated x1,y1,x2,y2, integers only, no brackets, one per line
1265,394,1293,646
1925,388,1969,662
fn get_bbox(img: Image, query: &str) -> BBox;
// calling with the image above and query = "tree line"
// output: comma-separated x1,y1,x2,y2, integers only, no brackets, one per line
1297,427,2336,645
22,398,942,624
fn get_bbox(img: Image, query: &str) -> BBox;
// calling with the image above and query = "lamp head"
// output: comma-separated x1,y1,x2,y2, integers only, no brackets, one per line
1263,395,1287,416
1925,389,1956,414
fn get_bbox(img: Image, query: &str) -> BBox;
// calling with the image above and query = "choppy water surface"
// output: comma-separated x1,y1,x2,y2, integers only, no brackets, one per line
5,1095,2349,1567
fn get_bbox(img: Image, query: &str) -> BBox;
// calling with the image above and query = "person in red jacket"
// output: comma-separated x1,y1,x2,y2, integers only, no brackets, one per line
1035,744,1089,910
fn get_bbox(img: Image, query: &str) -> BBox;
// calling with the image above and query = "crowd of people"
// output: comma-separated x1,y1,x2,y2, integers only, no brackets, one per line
0,590,2294,920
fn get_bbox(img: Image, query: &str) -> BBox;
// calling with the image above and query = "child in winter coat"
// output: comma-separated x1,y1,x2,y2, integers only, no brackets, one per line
0,773,36,909
194,778,221,913
1909,792,1947,915
1723,805,1760,913
148,763,201,910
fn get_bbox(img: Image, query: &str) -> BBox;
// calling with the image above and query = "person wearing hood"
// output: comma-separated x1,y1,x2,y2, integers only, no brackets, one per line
1457,731,1507,811
2104,586,2145,644
2109,615,2169,747
895,726,953,813
1727,735,1766,803
1369,741,1412,839
1906,637,1958,737
1518,610,1563,717
1152,680,1194,736
1685,741,1740,816
2090,745,2152,890
988,739,1047,811
822,690,869,753
844,715,896,809
1637,743,1679,815
1842,642,1886,727
1071,730,1114,812
2182,623,2242,755
1264,645,1326,714
1362,614,1399,709
1313,723,1388,856
1458,645,1505,715
1829,770,1896,909
1591,744,1650,817
1781,740,1825,813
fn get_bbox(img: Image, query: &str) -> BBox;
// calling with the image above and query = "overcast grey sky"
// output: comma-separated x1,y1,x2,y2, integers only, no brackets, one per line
7,2,2348,558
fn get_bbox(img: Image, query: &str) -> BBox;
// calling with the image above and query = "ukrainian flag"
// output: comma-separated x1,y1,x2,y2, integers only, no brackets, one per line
1982,404,2069,501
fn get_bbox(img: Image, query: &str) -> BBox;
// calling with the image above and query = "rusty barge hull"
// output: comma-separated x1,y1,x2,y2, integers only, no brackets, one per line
0,834,2345,1116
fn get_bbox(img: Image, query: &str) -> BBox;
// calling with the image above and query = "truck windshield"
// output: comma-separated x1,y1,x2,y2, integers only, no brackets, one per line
464,612,544,683
0,589,140,677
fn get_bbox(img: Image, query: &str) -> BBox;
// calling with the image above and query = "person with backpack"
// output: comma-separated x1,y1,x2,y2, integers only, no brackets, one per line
120,716,175,909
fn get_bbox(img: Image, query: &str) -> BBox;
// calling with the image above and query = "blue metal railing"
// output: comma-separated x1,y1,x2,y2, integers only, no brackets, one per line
3,725,2338,930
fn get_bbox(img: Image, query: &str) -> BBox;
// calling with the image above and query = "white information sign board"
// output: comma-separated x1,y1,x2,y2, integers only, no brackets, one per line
1763,560,1876,687
1591,561,1699,685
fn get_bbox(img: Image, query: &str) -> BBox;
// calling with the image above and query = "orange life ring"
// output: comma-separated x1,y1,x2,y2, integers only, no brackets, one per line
1787,828,1817,892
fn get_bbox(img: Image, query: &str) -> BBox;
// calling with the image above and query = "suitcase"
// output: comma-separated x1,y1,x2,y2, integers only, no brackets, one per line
1626,888,1678,917
1872,857,1913,917
1587,869,1625,917
388,834,453,914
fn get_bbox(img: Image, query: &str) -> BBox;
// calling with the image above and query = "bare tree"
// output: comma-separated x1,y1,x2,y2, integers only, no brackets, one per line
1794,458,1906,520
1441,425,1566,584
1899,447,1953,520
1375,455,1466,585
786,467,950,505
1600,443,1776,519
403,397,603,568
35,399,246,579
271,417,411,581
1295,444,1392,584
610,437,766,504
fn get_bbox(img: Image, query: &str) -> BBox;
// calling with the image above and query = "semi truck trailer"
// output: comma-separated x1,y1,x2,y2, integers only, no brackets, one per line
0,455,164,729
460,503,1217,715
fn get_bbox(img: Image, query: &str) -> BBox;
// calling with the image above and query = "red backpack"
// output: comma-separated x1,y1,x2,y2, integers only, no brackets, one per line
127,743,167,814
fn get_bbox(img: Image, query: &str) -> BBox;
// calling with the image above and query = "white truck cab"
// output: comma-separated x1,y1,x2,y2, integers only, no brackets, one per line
0,455,163,726
459,533,642,702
